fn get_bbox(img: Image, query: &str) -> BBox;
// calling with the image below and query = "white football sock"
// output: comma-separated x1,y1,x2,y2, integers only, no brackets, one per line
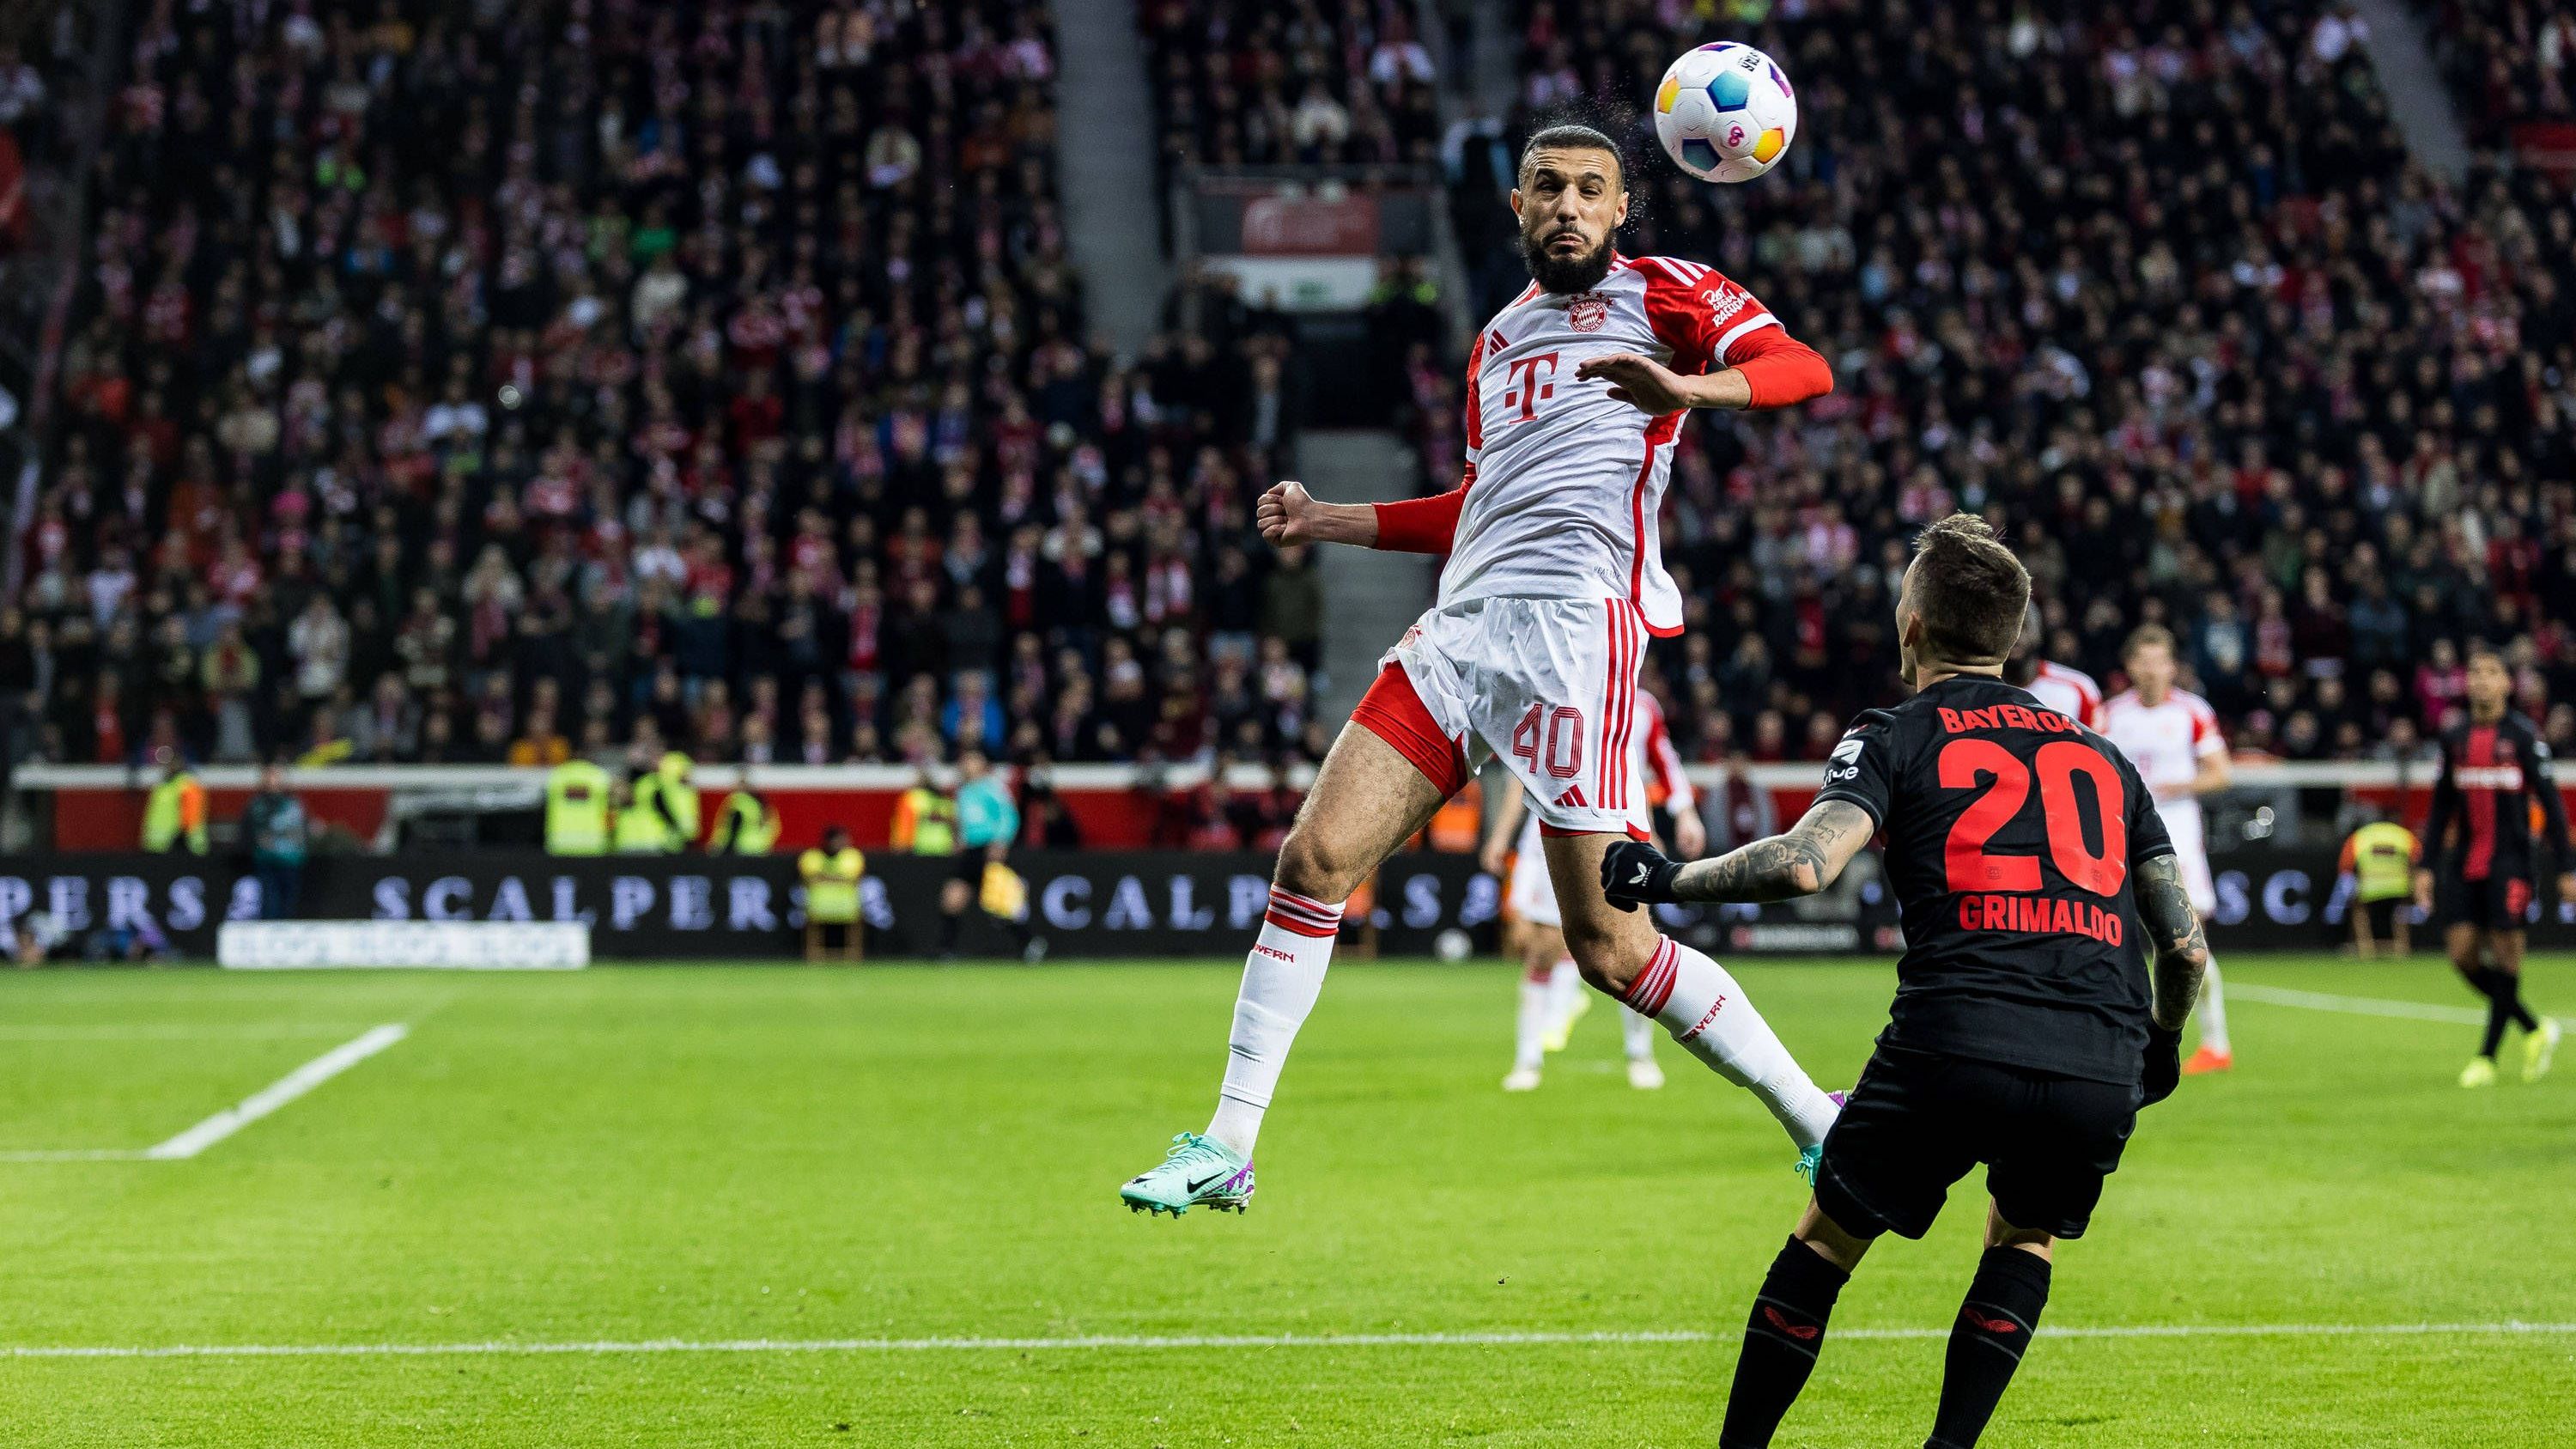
2196,952,2230,1054
1205,887,1343,1157
1546,958,1581,1032
1621,1006,1656,1062
1514,975,1550,1073
1622,937,1838,1149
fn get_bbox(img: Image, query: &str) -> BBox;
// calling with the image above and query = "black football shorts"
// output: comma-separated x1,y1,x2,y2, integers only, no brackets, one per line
1813,1045,2140,1241
2437,871,2534,934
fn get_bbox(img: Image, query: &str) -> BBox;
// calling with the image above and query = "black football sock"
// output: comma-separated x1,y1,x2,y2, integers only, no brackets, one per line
1720,1238,1850,1448
2494,971,2540,1032
1926,1246,2053,1448
2471,969,2534,1056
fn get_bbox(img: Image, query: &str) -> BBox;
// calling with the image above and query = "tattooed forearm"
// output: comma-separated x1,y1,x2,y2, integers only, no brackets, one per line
1669,801,1875,904
2136,853,2209,1032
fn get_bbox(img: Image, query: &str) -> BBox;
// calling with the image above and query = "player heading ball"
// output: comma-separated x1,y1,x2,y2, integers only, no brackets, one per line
1604,515,2211,1449
1120,122,1838,1217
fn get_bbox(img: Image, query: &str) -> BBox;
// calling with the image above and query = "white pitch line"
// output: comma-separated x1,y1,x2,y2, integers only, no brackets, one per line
0,1024,413,1163
137,1024,410,1160
2230,983,2575,1030
0,1024,379,1041
6,1322,2575,1361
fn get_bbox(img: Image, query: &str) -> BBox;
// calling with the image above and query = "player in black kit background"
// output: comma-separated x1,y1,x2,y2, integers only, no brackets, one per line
2413,642,2571,1088
1601,514,2210,1449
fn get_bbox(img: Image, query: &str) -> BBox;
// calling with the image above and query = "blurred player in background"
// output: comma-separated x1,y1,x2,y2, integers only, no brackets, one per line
2101,625,2234,1074
1483,688,1702,1092
1604,516,2206,1449
1120,124,1840,1215
2338,811,2419,958
2415,643,2569,1087
2004,602,2102,729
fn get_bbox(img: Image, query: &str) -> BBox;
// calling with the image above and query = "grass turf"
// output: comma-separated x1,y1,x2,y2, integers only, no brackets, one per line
0,954,2569,1446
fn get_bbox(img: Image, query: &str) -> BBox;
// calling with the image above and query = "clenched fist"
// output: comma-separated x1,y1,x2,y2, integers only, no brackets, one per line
1256,481,1316,545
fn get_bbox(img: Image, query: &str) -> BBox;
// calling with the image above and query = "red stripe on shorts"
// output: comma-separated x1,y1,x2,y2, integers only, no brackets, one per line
1351,662,1469,799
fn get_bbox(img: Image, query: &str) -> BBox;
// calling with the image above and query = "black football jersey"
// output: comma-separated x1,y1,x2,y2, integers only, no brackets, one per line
2422,712,2571,884
1814,677,2175,1084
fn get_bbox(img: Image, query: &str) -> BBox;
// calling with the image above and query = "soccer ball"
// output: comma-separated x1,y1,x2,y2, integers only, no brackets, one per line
1651,42,1797,184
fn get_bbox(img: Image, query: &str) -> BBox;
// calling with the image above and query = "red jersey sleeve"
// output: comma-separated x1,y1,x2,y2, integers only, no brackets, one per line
1371,466,1471,554
1635,256,1830,408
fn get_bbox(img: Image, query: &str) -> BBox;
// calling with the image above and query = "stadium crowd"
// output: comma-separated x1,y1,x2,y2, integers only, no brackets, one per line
1473,0,2576,766
2427,0,2576,146
1136,0,1443,177
13,0,1330,779
12,0,2576,807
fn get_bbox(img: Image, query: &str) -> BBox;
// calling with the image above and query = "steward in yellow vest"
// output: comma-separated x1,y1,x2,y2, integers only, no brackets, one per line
712,773,779,855
611,778,669,854
799,825,866,962
544,758,612,855
142,758,209,854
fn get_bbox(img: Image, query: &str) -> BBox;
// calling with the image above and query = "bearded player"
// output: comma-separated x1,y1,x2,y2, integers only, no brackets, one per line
1121,125,1841,1215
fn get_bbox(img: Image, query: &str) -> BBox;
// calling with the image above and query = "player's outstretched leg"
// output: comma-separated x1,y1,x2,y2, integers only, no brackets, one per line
1543,832,1839,1161
1121,721,1448,1215
2182,951,2232,1074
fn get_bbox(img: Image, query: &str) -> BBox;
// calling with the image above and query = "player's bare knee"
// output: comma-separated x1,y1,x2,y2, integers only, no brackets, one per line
1561,924,1645,994
1273,822,1364,904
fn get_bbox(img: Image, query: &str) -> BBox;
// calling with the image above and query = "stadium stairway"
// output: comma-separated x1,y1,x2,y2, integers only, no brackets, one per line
1052,0,1171,358
1303,430,1438,722
2347,0,2470,181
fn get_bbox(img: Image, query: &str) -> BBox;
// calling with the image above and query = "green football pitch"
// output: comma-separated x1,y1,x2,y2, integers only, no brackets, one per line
0,955,2570,1446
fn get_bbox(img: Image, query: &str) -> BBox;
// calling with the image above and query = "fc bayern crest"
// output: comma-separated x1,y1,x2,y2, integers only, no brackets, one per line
1566,293,1609,332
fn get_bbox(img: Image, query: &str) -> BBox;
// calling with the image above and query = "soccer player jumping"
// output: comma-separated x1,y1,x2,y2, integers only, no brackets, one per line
2415,642,2570,1087
1120,125,1841,1215
1603,515,2208,1448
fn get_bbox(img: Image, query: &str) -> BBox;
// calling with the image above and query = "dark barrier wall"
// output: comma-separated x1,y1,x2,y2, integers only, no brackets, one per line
3,851,2569,959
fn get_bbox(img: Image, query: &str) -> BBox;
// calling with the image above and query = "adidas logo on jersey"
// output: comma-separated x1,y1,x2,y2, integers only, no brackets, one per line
1554,785,1588,808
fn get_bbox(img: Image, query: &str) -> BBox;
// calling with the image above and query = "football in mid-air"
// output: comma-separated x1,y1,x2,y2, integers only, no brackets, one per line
1652,42,1796,183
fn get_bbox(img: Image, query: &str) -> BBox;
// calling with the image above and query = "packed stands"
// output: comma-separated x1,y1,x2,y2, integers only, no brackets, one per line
1135,0,1443,175
2426,0,2576,146
1498,0,2576,764
19,0,1324,776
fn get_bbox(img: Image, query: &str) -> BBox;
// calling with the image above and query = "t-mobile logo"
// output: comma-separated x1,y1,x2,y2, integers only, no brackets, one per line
1502,352,1559,421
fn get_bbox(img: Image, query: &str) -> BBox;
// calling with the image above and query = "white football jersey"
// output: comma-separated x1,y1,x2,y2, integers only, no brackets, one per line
1450,254,1786,636
2101,687,2226,850
2026,660,2105,730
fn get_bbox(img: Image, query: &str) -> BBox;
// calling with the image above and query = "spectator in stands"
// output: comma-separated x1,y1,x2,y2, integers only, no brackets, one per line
1454,0,2576,763
17,0,1325,801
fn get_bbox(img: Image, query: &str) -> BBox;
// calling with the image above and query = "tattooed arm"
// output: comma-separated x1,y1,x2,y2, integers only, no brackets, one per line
2134,853,2209,1032
1665,800,1878,904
